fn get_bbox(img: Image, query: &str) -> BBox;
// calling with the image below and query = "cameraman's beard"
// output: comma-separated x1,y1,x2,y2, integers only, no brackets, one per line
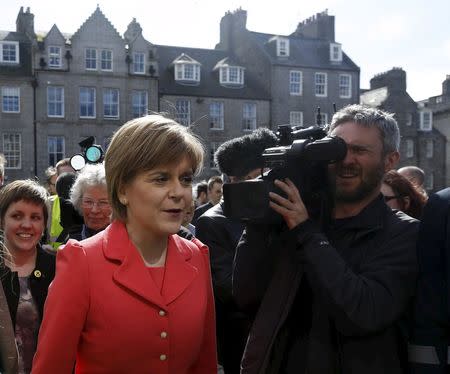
329,161,385,203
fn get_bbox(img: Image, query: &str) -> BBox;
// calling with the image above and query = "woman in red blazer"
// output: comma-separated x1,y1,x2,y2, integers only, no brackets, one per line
32,115,217,373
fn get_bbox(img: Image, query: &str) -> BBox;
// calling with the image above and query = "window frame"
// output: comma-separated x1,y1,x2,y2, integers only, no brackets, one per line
79,87,96,118
48,46,62,68
0,41,19,64
315,72,328,97
242,102,257,131
330,43,342,62
2,133,21,169
405,139,414,158
277,38,290,57
426,139,434,158
133,52,145,74
339,74,352,98
131,90,148,118
219,66,244,85
100,49,113,71
2,87,20,113
420,111,433,131
103,88,120,119
289,70,302,96
85,48,97,70
47,86,64,118
47,136,65,167
175,99,191,126
174,63,201,83
209,101,224,130
289,111,303,126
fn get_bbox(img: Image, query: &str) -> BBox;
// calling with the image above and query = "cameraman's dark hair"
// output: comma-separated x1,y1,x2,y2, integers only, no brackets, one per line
56,172,77,200
329,104,400,154
215,128,278,177
195,181,208,198
207,176,223,191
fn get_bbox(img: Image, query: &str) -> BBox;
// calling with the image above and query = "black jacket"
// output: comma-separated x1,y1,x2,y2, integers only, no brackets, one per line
233,195,419,374
196,202,251,374
410,188,450,373
1,246,56,327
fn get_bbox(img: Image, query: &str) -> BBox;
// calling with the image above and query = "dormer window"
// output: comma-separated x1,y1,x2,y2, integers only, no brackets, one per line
0,41,19,64
175,63,200,82
277,38,289,57
220,66,244,86
330,43,342,62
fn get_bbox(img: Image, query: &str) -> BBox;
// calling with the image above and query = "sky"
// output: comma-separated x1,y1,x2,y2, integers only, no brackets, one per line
2,0,449,101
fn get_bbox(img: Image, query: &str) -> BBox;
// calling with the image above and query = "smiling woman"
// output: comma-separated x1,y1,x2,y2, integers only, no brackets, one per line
32,115,218,373
0,179,56,374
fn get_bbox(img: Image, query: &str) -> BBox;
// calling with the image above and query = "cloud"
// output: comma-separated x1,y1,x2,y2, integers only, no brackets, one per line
366,13,413,42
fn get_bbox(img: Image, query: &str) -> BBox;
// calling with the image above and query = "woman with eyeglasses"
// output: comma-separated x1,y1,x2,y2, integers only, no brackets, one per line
69,163,112,240
381,170,427,219
0,180,55,374
32,115,217,373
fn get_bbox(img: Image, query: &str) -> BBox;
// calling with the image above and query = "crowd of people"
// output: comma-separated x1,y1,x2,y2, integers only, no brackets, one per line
0,105,448,373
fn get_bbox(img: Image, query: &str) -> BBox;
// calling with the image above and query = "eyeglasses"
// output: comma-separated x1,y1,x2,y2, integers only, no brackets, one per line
383,195,403,202
81,199,110,210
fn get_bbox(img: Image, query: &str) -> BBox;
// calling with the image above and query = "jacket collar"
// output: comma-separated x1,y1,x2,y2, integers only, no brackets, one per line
102,221,198,310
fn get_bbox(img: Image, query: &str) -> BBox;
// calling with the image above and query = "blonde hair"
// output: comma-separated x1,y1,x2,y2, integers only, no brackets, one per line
105,114,204,221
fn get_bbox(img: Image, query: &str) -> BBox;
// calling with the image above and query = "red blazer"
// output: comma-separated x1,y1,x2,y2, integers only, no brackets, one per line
32,220,217,374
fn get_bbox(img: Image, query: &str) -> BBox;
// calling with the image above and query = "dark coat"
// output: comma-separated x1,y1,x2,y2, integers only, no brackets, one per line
0,246,56,327
410,188,450,373
196,202,251,374
233,195,419,374
192,202,214,226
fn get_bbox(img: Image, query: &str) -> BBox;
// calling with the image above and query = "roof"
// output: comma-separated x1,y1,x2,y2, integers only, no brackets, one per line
157,45,270,100
249,31,359,72
0,30,31,43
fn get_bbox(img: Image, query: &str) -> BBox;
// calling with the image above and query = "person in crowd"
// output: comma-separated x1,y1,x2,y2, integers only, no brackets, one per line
196,128,277,374
398,166,427,198
194,181,208,207
55,158,75,176
0,281,18,374
233,105,419,374
32,114,217,373
192,176,223,225
181,200,196,236
409,187,450,372
381,170,427,219
0,180,55,374
69,163,111,240
0,153,6,187
44,167,57,196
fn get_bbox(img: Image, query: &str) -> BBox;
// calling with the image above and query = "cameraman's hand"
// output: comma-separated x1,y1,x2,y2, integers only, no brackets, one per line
269,178,309,229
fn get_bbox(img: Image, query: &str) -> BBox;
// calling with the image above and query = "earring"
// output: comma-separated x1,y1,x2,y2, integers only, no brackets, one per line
120,198,128,205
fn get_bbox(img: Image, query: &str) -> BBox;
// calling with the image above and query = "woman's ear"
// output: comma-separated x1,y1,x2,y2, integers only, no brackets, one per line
402,196,411,212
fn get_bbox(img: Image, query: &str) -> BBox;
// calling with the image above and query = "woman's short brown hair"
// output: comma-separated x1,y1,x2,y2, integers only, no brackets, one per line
105,114,204,221
0,179,49,227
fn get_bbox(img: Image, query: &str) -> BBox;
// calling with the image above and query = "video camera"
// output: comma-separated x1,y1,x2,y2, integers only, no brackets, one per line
70,136,104,171
223,123,347,225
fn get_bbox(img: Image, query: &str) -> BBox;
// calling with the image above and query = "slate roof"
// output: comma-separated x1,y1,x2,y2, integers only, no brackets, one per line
249,31,359,72
0,30,31,42
157,45,270,100
0,30,33,76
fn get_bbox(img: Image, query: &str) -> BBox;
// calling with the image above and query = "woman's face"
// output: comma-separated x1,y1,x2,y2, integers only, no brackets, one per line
81,185,112,231
381,183,403,211
119,157,194,240
3,199,45,255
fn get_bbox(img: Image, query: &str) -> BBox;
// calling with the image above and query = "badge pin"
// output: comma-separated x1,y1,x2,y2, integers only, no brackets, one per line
34,270,42,278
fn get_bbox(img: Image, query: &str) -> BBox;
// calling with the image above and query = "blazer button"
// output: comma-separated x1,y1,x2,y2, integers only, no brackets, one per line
160,331,168,339
159,310,166,317
160,354,167,361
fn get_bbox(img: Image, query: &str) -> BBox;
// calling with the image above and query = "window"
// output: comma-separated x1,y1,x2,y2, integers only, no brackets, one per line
339,74,352,98
101,50,113,71
175,63,200,82
243,103,257,131
405,139,414,158
425,173,434,190
3,133,21,169
85,48,97,70
289,71,302,95
133,52,145,74
209,142,220,169
426,139,434,158
318,113,328,126
220,66,244,85
79,87,96,118
290,111,303,126
209,102,224,130
47,86,64,117
132,90,148,118
103,88,119,119
2,87,20,113
420,111,432,131
330,43,342,62
277,38,289,57
48,136,65,167
406,113,413,127
175,99,190,126
48,46,61,68
315,73,327,97
0,42,19,63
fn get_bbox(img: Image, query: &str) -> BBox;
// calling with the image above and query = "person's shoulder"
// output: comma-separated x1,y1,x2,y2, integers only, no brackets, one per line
386,208,420,237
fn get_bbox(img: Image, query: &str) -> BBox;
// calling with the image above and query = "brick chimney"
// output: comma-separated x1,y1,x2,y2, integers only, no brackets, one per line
370,67,406,92
16,7,35,40
442,75,450,96
293,10,335,41
218,8,247,51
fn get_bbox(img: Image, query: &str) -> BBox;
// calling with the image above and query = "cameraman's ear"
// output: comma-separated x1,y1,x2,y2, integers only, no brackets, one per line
384,151,400,171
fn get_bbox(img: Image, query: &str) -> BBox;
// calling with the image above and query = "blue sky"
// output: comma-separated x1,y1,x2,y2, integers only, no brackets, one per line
2,0,449,101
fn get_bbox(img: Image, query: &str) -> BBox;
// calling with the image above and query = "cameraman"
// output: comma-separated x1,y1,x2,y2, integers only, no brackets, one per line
233,104,419,374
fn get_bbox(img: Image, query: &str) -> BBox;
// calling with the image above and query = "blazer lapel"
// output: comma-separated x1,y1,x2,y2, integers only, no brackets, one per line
163,235,198,305
103,221,166,310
